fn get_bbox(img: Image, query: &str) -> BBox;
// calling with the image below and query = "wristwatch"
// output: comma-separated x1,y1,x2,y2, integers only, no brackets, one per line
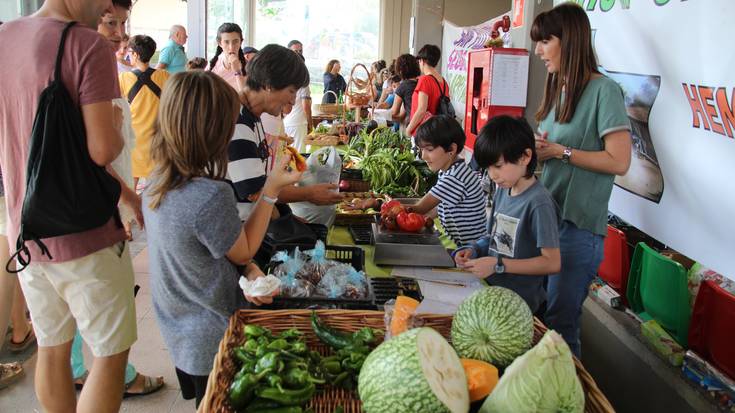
561,147,573,163
494,255,506,275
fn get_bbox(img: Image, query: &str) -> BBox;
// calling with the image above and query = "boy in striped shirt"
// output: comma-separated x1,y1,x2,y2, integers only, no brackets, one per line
406,116,486,246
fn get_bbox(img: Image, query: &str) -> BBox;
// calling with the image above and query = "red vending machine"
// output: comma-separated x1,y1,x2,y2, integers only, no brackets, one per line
464,48,530,151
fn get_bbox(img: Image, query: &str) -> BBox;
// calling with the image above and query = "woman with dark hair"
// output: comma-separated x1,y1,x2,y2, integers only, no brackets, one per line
208,23,247,92
322,59,346,104
391,53,421,125
370,59,386,101
531,3,631,356
406,44,450,136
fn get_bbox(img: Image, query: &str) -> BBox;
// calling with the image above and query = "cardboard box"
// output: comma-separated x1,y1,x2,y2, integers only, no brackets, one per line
641,319,685,367
659,249,696,270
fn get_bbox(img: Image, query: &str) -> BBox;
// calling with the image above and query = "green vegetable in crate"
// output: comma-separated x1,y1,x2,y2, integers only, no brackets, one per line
311,312,354,350
451,286,534,368
256,382,316,406
244,324,268,337
229,370,269,409
479,330,584,413
358,327,470,413
283,367,325,387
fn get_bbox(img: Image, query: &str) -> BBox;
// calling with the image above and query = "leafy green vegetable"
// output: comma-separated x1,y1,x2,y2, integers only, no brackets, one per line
479,330,585,413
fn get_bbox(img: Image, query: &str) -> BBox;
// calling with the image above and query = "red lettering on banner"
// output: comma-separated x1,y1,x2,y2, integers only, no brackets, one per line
716,87,735,138
699,86,726,136
683,83,709,130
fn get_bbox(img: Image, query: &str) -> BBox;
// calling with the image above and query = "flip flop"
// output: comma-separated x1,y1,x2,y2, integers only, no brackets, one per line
7,327,36,353
123,373,164,398
0,362,24,390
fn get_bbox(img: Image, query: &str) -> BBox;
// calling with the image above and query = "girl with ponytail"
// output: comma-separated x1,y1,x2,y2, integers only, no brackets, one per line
208,22,248,92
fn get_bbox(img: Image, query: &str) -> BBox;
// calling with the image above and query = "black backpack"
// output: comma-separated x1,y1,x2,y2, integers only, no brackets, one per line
430,75,456,119
9,21,121,272
126,67,161,103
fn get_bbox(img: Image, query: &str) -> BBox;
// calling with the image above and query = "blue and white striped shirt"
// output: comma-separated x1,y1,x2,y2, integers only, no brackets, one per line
429,160,486,246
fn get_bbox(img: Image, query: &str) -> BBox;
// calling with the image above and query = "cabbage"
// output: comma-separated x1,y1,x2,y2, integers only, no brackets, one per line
479,330,584,413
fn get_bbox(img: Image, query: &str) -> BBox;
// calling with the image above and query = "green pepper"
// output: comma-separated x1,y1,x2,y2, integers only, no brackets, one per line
352,327,378,344
267,338,290,351
266,373,285,392
229,370,268,409
234,359,257,381
279,328,303,340
234,347,254,364
244,325,267,337
256,382,316,406
331,371,350,387
322,360,342,375
283,368,326,388
243,339,259,354
290,341,307,354
243,398,283,412
310,312,353,350
254,352,280,374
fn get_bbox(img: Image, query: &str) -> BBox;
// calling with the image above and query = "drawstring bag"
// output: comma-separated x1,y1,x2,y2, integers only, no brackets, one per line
9,21,121,272
430,75,456,119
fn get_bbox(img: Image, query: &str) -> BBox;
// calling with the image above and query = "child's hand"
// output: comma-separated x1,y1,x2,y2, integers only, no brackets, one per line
263,154,303,195
463,257,497,279
454,249,474,267
227,52,242,73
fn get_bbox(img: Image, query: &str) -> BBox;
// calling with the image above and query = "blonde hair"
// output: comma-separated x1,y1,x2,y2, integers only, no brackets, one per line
147,71,240,209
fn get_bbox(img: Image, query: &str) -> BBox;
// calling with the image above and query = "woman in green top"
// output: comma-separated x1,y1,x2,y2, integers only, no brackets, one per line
531,3,632,356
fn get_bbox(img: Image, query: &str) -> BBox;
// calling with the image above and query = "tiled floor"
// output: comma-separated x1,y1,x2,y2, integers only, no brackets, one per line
0,229,195,412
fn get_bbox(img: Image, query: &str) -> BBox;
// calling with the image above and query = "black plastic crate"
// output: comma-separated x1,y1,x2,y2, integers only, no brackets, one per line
253,223,328,268
348,224,373,245
340,168,363,180
263,245,372,310
370,277,423,307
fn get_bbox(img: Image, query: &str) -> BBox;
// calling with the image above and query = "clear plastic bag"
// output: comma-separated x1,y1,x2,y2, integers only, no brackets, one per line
315,263,369,299
271,247,313,297
297,241,338,286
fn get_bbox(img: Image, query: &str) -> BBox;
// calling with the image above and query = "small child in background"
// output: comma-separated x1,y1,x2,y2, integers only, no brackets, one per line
454,115,561,314
142,71,302,407
404,115,486,246
186,57,207,70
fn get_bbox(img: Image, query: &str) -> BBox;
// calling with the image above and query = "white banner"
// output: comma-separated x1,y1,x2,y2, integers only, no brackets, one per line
575,1,735,278
441,13,511,129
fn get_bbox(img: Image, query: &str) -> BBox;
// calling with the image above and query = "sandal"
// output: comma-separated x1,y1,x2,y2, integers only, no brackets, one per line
0,362,24,390
123,373,164,398
7,326,36,353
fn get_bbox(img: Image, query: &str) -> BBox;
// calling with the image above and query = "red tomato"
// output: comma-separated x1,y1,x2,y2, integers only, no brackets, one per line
396,212,425,232
381,200,401,215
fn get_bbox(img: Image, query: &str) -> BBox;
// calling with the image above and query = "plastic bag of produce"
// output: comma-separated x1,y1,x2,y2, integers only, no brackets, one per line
480,330,584,413
271,248,312,297
316,263,369,299
291,146,342,226
383,296,422,340
297,241,337,286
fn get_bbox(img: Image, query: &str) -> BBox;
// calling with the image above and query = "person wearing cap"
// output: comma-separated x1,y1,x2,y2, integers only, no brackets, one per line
242,46,258,63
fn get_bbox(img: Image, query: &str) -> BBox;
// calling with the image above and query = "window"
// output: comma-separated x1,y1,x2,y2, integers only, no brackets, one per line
253,0,380,101
129,0,188,64
206,0,250,59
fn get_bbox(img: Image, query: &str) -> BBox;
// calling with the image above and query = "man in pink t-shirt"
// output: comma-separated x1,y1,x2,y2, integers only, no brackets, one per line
0,0,137,411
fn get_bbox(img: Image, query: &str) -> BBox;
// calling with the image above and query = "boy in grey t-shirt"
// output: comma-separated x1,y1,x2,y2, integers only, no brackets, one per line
455,116,561,313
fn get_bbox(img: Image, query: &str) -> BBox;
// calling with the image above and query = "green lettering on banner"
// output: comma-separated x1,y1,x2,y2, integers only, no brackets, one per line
600,0,615,11
654,0,671,5
573,0,630,11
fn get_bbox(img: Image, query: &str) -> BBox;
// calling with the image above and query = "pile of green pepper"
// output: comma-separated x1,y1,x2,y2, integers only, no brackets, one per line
310,312,380,391
229,325,323,413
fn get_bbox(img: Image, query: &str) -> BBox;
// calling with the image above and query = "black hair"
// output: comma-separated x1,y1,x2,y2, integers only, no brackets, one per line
112,0,132,10
208,23,246,76
128,35,156,63
473,115,537,178
287,39,302,48
396,53,420,80
416,44,441,68
245,44,310,92
415,115,465,153
390,75,401,83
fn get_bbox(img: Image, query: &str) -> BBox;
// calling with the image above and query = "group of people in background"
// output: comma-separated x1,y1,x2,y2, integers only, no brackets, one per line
0,1,632,412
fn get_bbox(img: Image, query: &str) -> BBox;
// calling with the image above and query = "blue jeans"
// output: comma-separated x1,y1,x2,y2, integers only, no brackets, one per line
544,220,604,357
71,330,136,384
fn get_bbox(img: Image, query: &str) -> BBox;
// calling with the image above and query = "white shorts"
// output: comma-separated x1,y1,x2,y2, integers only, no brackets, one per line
19,242,137,357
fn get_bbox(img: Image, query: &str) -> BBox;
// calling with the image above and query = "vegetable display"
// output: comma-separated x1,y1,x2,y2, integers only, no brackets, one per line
451,287,534,368
479,330,584,413
358,327,470,413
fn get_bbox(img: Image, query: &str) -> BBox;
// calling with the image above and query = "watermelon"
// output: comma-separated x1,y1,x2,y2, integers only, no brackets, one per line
358,327,470,413
451,286,533,367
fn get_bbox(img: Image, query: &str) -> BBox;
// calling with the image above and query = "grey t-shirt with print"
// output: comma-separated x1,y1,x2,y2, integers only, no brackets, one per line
478,180,560,313
143,178,247,376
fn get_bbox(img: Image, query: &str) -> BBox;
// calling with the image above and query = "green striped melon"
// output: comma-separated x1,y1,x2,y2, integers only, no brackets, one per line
358,327,470,413
451,286,533,368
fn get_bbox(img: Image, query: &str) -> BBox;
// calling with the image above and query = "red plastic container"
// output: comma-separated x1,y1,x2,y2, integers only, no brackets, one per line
688,280,735,379
598,225,630,301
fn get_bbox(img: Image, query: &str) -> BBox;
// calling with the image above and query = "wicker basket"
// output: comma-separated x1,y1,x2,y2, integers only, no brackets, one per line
313,102,344,117
199,310,615,413
345,63,374,108
335,192,382,226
